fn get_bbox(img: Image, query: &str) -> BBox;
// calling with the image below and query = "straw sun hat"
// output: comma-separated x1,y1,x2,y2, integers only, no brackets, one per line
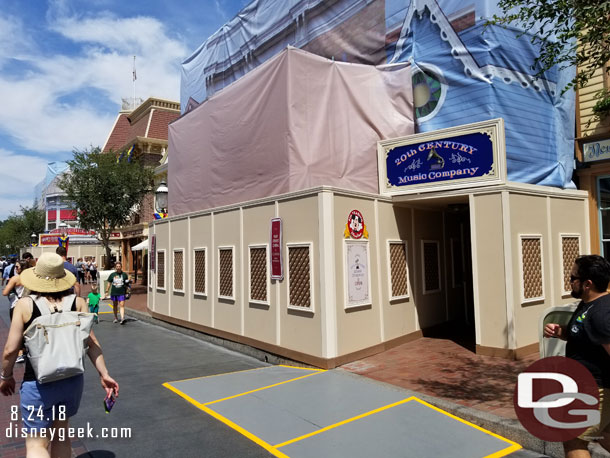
20,252,76,293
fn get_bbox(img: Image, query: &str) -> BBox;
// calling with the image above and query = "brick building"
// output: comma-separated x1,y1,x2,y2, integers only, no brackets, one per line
102,97,180,281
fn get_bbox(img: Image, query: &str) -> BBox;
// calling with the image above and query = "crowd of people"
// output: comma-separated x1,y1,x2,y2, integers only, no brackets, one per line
0,250,128,458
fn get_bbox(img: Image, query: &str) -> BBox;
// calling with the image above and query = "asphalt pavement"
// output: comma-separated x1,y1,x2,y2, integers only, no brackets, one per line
0,295,562,457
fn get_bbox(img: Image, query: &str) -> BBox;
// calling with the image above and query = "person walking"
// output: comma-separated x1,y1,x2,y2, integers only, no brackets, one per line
106,261,129,325
56,246,80,297
0,252,119,458
544,255,610,458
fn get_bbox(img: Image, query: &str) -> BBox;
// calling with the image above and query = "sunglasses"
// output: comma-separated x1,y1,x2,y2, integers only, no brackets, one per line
570,275,580,283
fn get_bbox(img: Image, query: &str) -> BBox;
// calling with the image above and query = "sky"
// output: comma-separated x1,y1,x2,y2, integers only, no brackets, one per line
0,0,250,220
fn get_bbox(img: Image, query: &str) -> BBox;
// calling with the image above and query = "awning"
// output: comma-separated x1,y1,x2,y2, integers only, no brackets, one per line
131,239,149,251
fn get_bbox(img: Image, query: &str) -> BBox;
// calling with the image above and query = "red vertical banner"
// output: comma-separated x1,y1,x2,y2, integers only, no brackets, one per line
151,234,156,272
270,218,283,281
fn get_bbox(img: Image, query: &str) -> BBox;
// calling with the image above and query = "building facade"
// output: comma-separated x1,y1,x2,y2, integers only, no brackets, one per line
102,97,180,281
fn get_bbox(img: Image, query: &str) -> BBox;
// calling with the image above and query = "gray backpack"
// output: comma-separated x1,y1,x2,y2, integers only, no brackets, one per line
23,295,95,384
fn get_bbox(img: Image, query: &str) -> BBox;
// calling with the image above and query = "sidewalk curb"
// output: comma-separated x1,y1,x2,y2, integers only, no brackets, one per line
125,307,607,458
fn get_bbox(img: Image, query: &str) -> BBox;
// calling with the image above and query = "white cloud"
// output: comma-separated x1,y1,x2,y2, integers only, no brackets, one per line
0,149,50,219
0,10,187,154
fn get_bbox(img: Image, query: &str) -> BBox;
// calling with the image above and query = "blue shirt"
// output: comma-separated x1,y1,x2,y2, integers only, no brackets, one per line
64,261,78,292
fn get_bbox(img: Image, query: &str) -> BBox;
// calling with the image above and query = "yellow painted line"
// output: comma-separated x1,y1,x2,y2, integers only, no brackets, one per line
482,444,522,458
275,396,521,455
163,382,290,458
278,364,325,372
410,398,521,455
167,366,269,384
204,370,324,406
275,397,416,448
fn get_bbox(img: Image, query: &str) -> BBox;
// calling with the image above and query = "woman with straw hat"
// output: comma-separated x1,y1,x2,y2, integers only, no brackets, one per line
0,252,119,458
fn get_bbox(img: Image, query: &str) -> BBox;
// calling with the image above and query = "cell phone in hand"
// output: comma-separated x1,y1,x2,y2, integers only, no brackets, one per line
104,394,116,413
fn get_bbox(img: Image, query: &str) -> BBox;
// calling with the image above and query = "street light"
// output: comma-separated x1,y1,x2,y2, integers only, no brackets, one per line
155,181,168,214
31,233,37,246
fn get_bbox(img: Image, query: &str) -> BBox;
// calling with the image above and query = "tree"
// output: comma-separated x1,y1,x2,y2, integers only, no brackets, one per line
490,1,610,94
0,206,45,257
59,147,154,270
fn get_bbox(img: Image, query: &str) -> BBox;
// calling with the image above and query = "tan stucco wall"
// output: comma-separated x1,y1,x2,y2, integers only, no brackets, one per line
243,203,277,345
510,194,588,349
277,196,323,357
376,202,417,341
169,218,189,322
152,221,170,315
471,192,509,349
189,214,213,327
213,210,242,335
332,195,381,355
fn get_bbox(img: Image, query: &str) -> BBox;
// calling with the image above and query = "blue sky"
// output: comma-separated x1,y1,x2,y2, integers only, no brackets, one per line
0,0,249,220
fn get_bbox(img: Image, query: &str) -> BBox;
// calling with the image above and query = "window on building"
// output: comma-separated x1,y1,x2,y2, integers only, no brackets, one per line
157,250,166,290
193,248,206,295
173,249,184,292
561,235,580,294
288,244,312,310
218,247,234,299
249,246,268,303
389,241,409,299
599,177,610,262
520,235,544,302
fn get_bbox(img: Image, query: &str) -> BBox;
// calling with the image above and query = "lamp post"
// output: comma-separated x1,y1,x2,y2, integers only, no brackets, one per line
155,181,168,215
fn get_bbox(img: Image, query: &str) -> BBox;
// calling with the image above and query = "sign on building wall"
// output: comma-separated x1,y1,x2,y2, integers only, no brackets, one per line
150,234,156,272
377,118,506,196
270,218,283,280
582,139,610,163
345,240,370,308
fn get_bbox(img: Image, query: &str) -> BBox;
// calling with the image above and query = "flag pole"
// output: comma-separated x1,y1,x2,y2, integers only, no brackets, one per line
132,55,137,110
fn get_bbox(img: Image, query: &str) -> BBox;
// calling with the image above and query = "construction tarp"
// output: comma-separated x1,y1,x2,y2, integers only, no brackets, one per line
181,0,576,189
169,47,413,215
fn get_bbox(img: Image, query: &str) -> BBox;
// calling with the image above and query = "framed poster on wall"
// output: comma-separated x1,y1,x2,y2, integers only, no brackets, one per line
344,240,371,308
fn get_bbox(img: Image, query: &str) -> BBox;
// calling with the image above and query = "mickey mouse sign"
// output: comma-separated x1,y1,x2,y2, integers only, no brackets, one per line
344,210,369,239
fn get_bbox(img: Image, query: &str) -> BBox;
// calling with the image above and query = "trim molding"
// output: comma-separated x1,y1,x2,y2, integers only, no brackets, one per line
149,308,422,369
476,342,538,360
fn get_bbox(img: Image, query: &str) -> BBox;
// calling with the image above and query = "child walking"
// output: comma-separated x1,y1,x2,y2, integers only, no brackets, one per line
87,284,101,323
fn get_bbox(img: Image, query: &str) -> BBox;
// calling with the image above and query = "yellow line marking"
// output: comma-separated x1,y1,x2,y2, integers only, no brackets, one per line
163,382,290,458
278,364,325,372
204,371,324,406
410,398,521,452
482,444,522,458
275,396,521,455
275,397,416,448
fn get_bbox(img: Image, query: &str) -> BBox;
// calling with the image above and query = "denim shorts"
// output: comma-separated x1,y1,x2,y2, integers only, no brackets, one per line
111,295,126,302
20,374,84,431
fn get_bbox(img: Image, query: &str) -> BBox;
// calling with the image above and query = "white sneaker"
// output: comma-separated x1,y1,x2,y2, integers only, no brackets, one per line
113,318,118,323
16,355,25,363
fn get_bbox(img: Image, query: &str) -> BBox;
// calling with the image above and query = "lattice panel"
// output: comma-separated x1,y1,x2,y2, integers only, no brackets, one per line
250,247,267,302
157,251,165,289
194,250,206,294
390,243,408,297
289,246,311,308
174,251,184,291
219,249,233,297
423,242,440,292
522,238,543,299
562,237,580,291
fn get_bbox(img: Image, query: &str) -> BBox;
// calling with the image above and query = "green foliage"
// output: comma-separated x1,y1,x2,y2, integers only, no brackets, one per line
59,147,154,268
0,206,45,256
593,89,610,119
489,0,610,93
